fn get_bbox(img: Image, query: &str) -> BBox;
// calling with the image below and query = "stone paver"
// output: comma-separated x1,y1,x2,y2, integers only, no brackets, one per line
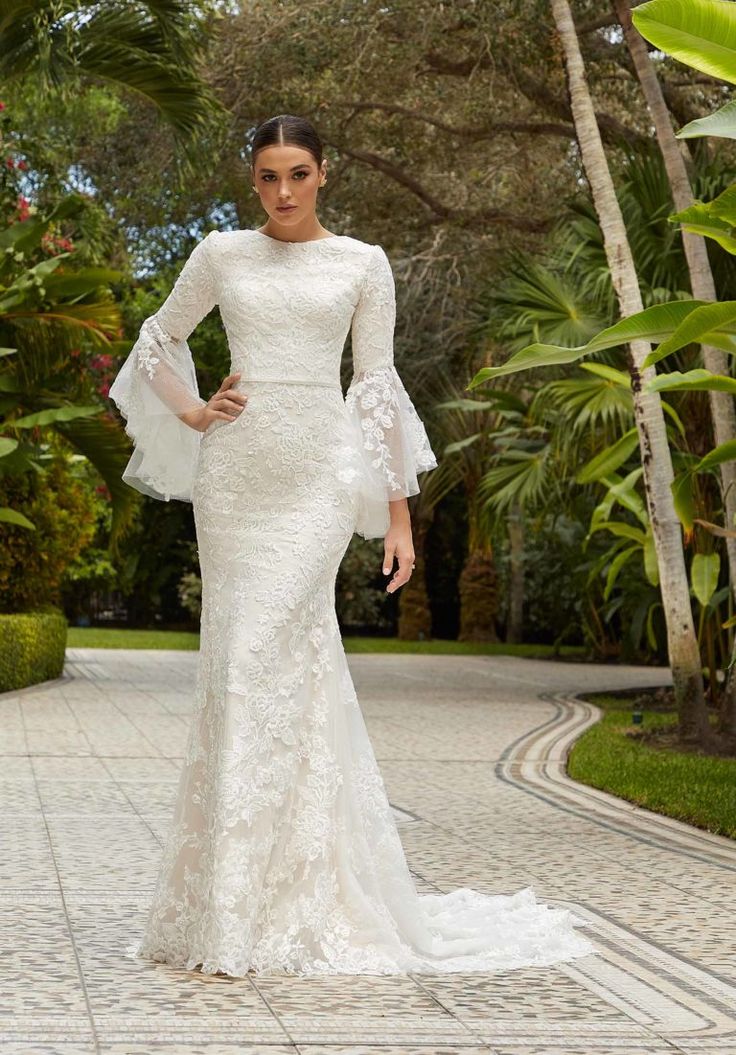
2,647,735,1054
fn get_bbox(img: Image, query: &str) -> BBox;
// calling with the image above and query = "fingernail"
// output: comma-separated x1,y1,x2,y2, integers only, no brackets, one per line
383,567,389,574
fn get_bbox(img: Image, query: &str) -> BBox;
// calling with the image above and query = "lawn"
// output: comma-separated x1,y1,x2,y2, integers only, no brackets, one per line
568,693,736,840
66,626,586,658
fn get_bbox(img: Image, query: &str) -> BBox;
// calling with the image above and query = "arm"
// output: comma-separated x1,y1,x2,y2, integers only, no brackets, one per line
344,243,438,544
108,231,218,501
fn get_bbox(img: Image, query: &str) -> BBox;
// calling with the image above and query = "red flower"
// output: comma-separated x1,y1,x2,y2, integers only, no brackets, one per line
5,156,14,169
17,160,28,171
97,380,111,398
0,102,6,111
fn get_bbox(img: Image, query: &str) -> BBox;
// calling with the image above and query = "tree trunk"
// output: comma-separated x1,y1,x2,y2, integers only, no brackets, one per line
551,0,710,744
613,0,736,736
458,535,499,643
506,502,524,644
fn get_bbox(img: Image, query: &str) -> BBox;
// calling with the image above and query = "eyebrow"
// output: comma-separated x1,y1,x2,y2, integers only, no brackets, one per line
257,164,311,173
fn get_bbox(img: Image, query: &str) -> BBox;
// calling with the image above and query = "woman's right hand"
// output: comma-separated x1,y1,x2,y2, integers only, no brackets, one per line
180,372,248,432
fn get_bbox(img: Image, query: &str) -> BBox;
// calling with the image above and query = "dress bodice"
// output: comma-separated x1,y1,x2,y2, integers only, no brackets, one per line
216,231,368,385
108,226,438,539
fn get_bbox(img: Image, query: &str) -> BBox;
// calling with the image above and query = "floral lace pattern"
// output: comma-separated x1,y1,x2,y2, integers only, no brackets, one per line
110,229,596,977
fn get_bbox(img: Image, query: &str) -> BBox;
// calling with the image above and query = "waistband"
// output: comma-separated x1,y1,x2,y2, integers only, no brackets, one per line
235,377,342,390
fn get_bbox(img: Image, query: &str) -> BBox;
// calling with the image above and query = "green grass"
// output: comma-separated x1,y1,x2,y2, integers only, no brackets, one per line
65,626,586,658
568,693,736,839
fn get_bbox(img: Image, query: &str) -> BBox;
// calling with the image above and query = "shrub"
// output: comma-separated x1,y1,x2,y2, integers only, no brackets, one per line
0,455,97,612
0,606,67,691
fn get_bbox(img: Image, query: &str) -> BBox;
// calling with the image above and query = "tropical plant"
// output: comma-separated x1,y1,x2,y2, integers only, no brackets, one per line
0,194,139,544
616,0,736,733
470,0,713,745
0,0,223,152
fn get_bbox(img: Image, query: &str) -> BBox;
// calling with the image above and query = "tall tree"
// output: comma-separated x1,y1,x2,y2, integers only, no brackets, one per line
549,0,711,743
612,0,736,735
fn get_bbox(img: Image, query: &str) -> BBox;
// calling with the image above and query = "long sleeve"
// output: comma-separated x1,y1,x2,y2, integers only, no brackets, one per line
343,243,438,539
108,231,218,502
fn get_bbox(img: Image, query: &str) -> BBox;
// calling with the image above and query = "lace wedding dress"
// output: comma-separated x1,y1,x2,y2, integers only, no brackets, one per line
109,228,596,977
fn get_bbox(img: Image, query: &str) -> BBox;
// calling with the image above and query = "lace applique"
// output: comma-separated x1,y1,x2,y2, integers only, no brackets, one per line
343,245,438,538
108,232,218,500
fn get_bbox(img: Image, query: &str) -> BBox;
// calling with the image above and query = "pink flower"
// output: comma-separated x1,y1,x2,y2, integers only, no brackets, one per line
0,102,6,111
97,380,111,398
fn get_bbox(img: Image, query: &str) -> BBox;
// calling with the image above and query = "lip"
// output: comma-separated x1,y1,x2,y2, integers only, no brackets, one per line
276,205,297,212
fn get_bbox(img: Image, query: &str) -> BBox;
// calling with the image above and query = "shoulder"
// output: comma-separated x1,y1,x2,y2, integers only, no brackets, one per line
341,236,389,261
353,241,393,295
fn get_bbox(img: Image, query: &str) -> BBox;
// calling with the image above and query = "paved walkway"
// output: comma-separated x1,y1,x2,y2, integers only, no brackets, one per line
2,648,735,1054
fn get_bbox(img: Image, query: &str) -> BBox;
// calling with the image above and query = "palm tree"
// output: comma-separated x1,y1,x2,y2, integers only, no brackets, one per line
614,0,736,734
0,1,222,148
433,368,514,644
543,0,709,743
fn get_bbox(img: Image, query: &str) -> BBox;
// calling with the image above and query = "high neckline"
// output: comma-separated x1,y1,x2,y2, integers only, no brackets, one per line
251,229,342,247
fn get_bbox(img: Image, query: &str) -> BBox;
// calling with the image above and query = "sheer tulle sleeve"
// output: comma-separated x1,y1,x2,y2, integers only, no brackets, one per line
343,243,438,539
108,231,218,502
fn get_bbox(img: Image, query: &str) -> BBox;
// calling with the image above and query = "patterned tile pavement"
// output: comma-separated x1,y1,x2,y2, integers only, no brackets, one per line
1,647,734,1055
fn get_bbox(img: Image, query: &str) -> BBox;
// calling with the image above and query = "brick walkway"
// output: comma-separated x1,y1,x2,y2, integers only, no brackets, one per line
2,648,734,1054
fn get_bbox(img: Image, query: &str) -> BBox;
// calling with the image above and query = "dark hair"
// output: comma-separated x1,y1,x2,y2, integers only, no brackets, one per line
250,114,323,170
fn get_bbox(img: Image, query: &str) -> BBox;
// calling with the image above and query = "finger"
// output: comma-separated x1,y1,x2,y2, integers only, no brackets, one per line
382,546,395,576
215,395,248,413
387,555,415,593
218,371,242,391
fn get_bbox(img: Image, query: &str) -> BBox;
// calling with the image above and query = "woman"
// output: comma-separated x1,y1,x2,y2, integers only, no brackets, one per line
109,114,595,977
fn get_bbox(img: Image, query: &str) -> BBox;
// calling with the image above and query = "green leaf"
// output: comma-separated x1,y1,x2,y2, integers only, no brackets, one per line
578,362,631,387
600,467,649,527
604,544,639,600
632,0,736,84
668,185,736,257
646,602,662,651
661,398,687,437
643,531,659,586
437,398,497,412
695,439,736,473
647,369,736,395
677,98,736,139
671,472,696,531
0,506,35,529
642,300,736,366
12,405,103,428
468,300,709,386
589,520,648,544
0,437,19,457
444,434,482,454
576,427,639,484
691,551,721,607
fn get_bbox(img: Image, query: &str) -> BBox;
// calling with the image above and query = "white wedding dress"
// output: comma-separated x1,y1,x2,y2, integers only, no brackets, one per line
109,227,596,977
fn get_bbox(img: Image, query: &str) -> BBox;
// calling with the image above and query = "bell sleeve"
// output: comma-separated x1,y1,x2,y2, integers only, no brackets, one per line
108,230,218,502
342,243,438,539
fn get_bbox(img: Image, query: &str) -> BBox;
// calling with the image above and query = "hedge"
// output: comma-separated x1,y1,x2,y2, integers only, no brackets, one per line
0,607,68,693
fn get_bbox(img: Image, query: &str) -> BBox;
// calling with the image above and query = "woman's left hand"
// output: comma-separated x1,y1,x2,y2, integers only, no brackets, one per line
383,499,416,594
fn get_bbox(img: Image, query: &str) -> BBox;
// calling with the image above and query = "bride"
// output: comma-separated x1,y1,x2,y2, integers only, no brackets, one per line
109,113,596,977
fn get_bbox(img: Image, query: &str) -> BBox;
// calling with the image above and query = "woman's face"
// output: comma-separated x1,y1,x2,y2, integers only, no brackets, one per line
252,144,326,226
